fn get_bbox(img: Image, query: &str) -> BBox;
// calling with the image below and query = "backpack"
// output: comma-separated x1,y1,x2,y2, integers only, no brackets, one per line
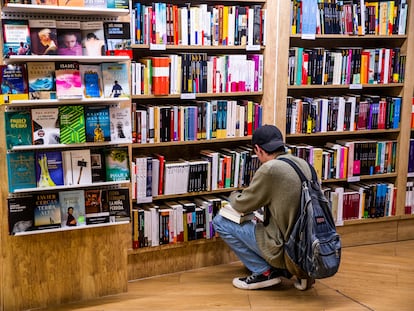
279,157,341,279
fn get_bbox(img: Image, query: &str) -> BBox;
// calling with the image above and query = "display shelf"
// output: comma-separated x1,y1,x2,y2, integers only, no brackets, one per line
131,91,263,100
4,55,130,64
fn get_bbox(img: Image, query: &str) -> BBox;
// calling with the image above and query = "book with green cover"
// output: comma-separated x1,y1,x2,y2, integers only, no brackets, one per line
104,147,130,181
5,109,32,150
59,105,86,144
7,151,36,192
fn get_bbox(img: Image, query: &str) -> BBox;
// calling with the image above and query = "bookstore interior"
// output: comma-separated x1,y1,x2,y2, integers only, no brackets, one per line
0,0,414,310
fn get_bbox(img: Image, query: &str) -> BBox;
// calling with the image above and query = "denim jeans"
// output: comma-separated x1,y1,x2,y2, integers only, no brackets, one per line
212,214,271,275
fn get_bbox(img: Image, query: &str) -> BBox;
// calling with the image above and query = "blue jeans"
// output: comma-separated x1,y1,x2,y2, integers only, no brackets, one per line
213,214,271,275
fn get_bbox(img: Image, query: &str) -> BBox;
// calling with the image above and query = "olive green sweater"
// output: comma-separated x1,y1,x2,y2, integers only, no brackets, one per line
229,153,311,269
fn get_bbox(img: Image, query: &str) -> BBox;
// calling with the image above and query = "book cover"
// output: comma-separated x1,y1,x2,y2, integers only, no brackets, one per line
35,150,64,187
2,19,31,58
62,149,92,185
79,64,103,98
5,109,32,150
27,62,57,100
57,0,84,6
104,188,130,222
56,20,82,56
59,189,86,227
8,195,35,235
80,21,106,56
59,105,86,144
55,61,82,99
218,203,254,224
31,108,60,145
101,62,130,98
84,105,111,142
104,147,130,181
28,19,58,55
106,0,128,9
84,189,110,224
33,192,61,230
7,151,37,192
103,22,132,57
84,0,106,8
0,64,29,104
31,0,57,4
109,105,132,142
90,148,106,182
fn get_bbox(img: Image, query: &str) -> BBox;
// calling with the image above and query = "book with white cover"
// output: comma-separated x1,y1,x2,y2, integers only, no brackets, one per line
218,204,254,224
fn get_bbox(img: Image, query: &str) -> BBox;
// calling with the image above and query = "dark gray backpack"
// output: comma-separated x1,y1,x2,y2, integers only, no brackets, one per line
279,157,341,279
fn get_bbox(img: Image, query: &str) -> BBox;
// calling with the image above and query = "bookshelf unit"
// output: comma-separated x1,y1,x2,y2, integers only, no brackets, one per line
0,4,132,311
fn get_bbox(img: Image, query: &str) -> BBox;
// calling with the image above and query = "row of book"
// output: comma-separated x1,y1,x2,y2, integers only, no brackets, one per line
286,95,402,134
291,0,408,35
2,19,131,59
132,2,266,46
131,195,229,248
7,187,130,236
0,62,129,104
327,181,397,226
288,139,397,181
7,147,130,192
131,53,263,96
408,139,414,174
288,47,406,86
4,0,128,9
405,180,414,214
5,105,132,149
131,147,260,203
132,100,262,144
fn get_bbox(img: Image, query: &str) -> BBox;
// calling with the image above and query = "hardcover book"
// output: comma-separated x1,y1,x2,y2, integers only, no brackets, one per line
109,106,132,142
8,195,35,235
90,148,106,182
29,19,58,55
5,109,32,150
103,22,132,57
84,105,111,142
0,64,29,104
103,188,130,222
33,192,61,230
62,149,92,185
27,62,57,100
2,19,31,58
31,108,60,145
56,20,82,56
84,189,110,224
104,147,130,181
59,189,86,227
55,61,82,99
59,105,86,144
80,21,106,56
7,151,37,192
35,150,64,188
101,62,130,98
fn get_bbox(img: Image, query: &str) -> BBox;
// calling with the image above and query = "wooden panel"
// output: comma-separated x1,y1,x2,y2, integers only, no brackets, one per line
397,217,414,240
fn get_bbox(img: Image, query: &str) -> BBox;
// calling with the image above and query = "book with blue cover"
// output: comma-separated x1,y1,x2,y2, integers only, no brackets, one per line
27,62,56,100
84,106,111,142
7,151,37,192
0,64,29,104
35,150,64,188
5,109,32,150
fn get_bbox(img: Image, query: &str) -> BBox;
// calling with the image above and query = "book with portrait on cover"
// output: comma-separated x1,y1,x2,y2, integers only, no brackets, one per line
59,189,86,227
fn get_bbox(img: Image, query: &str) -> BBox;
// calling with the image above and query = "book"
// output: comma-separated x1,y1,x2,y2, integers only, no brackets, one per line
35,150,64,188
104,147,130,181
101,62,130,98
59,189,86,227
0,64,29,104
84,189,110,224
27,62,57,100
8,195,35,235
90,148,106,182
1,19,31,58
218,203,254,224
57,0,84,6
31,108,60,145
104,188,130,222
28,19,58,55
106,0,128,9
59,105,86,144
62,149,92,185
103,21,132,58
33,192,61,230
55,61,82,99
84,0,106,8
56,20,82,56
109,106,132,142
80,21,106,56
79,64,103,98
7,151,37,192
32,0,57,4
5,109,32,150
84,105,111,142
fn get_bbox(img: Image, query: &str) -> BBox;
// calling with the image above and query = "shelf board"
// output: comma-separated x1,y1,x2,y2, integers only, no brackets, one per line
131,91,262,99
5,97,130,107
4,55,130,64
132,136,251,148
287,128,400,138
131,44,264,51
1,4,129,16
140,187,244,202
10,141,130,151
321,172,398,183
290,34,407,40
340,215,400,226
287,83,404,90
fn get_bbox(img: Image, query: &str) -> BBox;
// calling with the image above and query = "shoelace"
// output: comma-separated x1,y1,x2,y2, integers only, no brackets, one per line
245,273,262,283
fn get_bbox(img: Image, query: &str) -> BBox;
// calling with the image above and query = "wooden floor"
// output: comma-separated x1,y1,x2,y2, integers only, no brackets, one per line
41,240,414,311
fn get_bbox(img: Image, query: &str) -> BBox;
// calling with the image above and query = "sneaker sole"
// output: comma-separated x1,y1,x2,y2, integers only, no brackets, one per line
232,277,282,290
294,278,315,291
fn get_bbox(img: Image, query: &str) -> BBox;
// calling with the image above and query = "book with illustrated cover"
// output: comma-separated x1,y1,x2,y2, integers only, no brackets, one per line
59,105,86,144
31,108,60,145
57,0,84,6
0,64,29,104
2,19,31,58
90,148,106,182
35,150,64,188
80,64,103,98
27,62,56,100
62,149,92,185
101,62,130,98
55,61,82,99
103,188,130,222
104,147,130,181
7,151,37,192
80,21,106,56
109,106,132,142
103,22,132,57
56,20,82,56
29,19,58,55
5,109,32,150
85,106,111,142
8,195,35,235
59,189,86,227
84,189,110,224
106,0,128,9
31,0,57,4
33,192,61,230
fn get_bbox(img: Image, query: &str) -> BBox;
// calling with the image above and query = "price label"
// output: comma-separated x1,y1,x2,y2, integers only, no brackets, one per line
180,93,196,99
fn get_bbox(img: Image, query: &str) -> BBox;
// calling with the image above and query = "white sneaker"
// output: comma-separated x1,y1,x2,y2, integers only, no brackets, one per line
294,277,315,291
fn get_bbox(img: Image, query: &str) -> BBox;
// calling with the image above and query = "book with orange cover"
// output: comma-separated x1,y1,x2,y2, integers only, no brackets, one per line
151,57,170,95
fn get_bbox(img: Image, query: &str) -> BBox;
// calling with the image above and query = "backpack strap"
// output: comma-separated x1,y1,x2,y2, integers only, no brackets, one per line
278,157,318,183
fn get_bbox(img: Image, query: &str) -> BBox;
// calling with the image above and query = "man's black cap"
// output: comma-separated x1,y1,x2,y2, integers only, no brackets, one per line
252,125,285,153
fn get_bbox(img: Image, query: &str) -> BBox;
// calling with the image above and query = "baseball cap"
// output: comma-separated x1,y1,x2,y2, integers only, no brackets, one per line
251,125,285,153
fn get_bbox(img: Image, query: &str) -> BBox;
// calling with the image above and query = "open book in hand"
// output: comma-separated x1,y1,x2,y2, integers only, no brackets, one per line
218,204,254,224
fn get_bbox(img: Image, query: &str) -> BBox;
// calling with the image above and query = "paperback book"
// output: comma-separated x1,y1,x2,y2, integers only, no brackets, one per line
8,195,35,235
29,19,58,55
0,64,29,104
59,189,86,227
59,105,86,144
5,109,32,150
84,189,110,224
103,21,132,57
62,149,92,185
7,151,37,192
218,203,254,224
35,150,64,188
80,64,103,98
31,108,60,145
109,105,132,142
103,188,130,222
1,19,31,58
27,62,57,100
90,148,106,182
33,192,61,230
80,21,106,56
56,20,82,56
84,105,111,142
101,62,130,98
104,147,130,181
55,61,82,99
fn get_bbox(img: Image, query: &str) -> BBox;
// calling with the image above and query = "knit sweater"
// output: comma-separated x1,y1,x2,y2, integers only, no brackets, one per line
229,153,311,269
